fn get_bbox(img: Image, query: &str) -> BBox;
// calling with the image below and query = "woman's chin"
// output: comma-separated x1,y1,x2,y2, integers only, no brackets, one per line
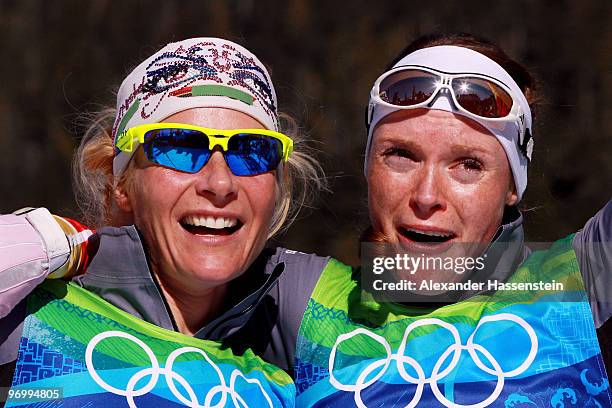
163,264,243,291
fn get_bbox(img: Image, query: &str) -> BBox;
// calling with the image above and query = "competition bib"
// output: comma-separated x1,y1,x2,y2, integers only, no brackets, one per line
295,235,611,407
7,280,295,407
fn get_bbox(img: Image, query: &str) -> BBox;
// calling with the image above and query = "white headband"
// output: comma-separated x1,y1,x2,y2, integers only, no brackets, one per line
112,37,279,176
365,45,533,201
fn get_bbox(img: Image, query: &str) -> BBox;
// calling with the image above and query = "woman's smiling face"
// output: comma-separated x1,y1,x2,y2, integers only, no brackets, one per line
367,108,518,252
116,107,277,293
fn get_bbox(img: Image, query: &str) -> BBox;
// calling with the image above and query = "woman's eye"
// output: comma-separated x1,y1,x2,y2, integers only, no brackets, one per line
380,147,418,171
459,158,483,171
383,147,415,160
451,157,485,183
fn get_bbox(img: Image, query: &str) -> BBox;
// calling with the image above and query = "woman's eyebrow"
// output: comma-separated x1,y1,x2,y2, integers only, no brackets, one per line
379,138,493,156
448,144,492,156
377,137,422,151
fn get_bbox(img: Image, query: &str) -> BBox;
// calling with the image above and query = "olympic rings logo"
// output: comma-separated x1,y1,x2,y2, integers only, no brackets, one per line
85,331,274,408
328,313,538,408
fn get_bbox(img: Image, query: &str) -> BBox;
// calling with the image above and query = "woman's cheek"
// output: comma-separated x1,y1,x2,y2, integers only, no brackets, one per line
370,173,408,229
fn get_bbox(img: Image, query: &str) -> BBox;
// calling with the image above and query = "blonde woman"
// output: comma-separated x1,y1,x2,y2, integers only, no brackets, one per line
0,37,325,407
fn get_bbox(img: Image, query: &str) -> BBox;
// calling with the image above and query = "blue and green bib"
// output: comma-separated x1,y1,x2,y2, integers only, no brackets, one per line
6,280,295,407
295,235,611,407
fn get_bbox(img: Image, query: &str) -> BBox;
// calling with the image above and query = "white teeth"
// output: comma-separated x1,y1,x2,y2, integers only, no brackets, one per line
214,218,225,229
406,228,452,237
183,215,239,230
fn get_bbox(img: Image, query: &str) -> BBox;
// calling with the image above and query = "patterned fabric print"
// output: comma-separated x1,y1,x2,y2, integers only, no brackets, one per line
13,337,87,384
113,40,276,140
293,360,329,395
305,357,610,408
303,300,352,324
294,236,611,408
31,286,140,337
6,280,295,407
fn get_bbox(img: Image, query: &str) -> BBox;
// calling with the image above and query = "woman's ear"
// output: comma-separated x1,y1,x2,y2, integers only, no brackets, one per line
109,182,136,227
506,179,519,207
113,184,133,213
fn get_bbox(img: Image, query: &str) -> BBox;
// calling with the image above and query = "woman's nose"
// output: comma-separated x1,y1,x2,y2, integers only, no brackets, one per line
194,150,237,205
410,165,446,217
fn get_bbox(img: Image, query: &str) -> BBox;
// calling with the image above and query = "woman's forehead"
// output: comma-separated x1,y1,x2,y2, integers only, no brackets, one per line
373,110,502,153
376,109,492,135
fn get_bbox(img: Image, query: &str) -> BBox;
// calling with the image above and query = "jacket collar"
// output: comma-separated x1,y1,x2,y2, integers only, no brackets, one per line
449,205,530,301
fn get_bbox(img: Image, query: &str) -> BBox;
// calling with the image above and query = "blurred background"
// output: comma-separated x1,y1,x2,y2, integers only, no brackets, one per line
0,0,610,265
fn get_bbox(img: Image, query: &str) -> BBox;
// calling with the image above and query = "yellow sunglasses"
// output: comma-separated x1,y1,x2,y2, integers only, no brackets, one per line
115,123,293,176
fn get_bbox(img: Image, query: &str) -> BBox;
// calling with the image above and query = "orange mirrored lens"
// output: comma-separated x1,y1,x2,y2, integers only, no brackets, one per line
452,77,513,118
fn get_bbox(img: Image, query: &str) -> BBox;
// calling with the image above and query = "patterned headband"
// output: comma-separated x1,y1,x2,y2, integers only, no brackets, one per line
112,38,278,175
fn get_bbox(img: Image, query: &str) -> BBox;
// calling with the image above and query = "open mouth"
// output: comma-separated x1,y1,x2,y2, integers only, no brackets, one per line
399,227,456,244
180,215,243,236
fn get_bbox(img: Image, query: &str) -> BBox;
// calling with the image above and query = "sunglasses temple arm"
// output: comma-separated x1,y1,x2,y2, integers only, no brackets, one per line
115,129,138,153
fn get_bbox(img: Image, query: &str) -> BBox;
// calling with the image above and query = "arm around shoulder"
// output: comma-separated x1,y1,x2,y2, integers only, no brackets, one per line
573,199,612,327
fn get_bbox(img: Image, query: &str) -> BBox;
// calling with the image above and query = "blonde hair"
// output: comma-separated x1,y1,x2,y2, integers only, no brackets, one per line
72,108,326,236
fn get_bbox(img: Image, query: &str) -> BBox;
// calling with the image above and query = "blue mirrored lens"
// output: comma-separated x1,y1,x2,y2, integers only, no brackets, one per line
144,129,210,173
226,134,283,176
